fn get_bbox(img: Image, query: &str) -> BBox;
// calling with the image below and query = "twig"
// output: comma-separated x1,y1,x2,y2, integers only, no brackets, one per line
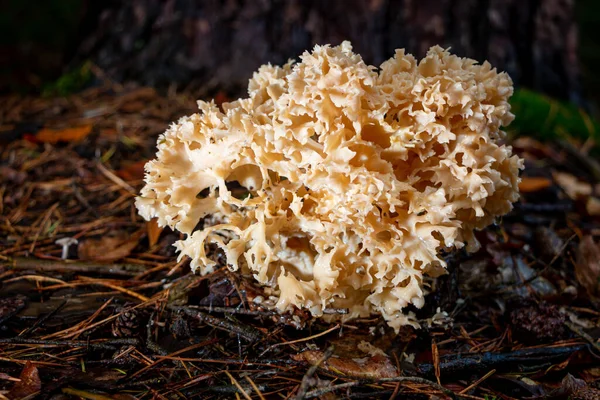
4,275,66,285
129,339,217,379
78,277,149,302
71,182,100,218
0,337,138,350
176,306,263,341
224,370,252,400
417,344,588,376
304,382,357,398
245,376,267,400
5,257,146,277
564,322,600,354
459,369,496,395
189,305,274,316
295,346,334,400
304,376,460,399
260,324,340,357
558,139,600,181
62,387,115,400
96,162,136,194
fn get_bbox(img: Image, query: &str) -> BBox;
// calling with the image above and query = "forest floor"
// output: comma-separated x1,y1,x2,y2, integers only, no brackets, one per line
1,82,600,400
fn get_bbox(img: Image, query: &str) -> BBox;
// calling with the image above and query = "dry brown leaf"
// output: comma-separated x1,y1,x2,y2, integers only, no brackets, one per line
432,341,441,385
292,350,398,379
8,362,41,400
118,87,157,103
36,125,92,144
576,236,600,296
586,197,600,216
519,176,552,193
146,218,163,248
119,100,146,113
553,172,592,200
78,231,143,262
116,160,147,181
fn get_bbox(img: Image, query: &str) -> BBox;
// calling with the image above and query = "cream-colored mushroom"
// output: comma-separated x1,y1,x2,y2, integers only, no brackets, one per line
136,41,523,331
55,237,78,260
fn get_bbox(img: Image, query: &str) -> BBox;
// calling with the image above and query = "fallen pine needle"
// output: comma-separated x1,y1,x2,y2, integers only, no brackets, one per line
459,369,496,394
62,387,115,400
4,275,66,285
225,370,252,400
96,162,136,194
78,277,149,302
245,375,267,400
259,324,340,358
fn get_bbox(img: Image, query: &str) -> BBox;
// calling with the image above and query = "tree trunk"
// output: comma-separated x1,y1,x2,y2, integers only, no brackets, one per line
76,0,579,101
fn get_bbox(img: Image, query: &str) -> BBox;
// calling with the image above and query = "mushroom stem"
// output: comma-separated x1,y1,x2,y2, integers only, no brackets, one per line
55,237,79,260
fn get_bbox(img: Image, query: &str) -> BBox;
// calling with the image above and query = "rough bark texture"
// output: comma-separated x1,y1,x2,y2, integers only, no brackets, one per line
77,0,579,100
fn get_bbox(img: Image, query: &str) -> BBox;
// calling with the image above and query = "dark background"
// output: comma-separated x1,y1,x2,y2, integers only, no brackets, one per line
0,0,598,110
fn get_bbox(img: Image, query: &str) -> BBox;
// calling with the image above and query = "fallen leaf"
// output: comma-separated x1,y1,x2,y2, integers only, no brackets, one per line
586,197,600,216
118,87,157,103
8,362,41,400
292,350,398,379
119,100,146,113
146,218,163,248
548,374,588,398
432,341,441,384
78,231,143,262
36,125,92,144
576,236,600,296
553,172,592,200
0,294,27,325
116,160,147,181
580,366,600,382
519,176,552,193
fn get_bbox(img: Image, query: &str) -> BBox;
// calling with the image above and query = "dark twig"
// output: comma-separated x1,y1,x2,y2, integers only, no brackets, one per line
304,376,459,399
5,257,147,276
176,306,263,341
564,322,600,354
189,305,272,316
19,300,67,337
417,344,588,376
295,346,334,400
0,337,139,350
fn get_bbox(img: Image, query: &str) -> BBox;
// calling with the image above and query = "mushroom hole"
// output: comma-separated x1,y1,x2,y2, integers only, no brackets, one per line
431,230,446,247
301,197,317,214
432,142,446,156
188,141,201,151
397,276,412,287
196,187,212,199
225,164,263,199
376,230,392,242
277,233,318,282
361,123,391,149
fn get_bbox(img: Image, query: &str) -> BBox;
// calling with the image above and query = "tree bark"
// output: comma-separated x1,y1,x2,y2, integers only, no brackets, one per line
76,0,579,101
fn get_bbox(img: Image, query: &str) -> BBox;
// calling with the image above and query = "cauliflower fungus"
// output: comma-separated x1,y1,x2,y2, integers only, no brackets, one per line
136,41,523,330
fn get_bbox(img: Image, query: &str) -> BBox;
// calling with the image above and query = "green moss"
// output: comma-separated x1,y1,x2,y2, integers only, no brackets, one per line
42,61,92,97
509,88,599,142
